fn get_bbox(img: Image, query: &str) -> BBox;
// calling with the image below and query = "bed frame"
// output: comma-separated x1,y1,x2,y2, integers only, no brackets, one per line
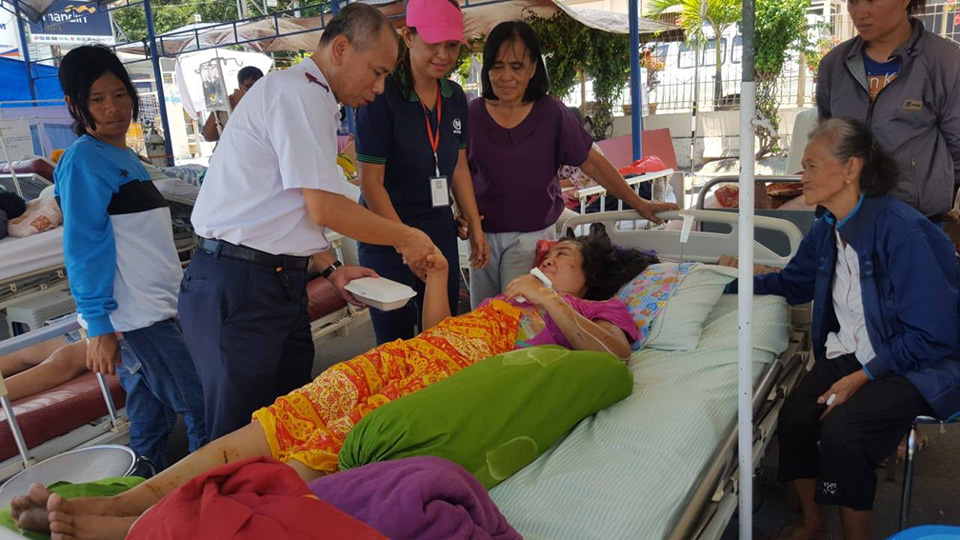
560,209,812,540
0,318,129,483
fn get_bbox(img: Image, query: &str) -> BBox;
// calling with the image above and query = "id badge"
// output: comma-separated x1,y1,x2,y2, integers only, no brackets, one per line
430,176,450,207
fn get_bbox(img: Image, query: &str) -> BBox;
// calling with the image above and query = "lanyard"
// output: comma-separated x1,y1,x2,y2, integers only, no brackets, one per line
420,83,442,177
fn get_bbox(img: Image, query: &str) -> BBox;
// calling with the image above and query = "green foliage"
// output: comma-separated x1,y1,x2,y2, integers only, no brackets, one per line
113,0,240,43
646,0,741,103
752,0,811,156
528,12,630,140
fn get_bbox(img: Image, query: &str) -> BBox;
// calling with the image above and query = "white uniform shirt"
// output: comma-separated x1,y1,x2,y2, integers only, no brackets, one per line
192,58,343,256
825,230,877,365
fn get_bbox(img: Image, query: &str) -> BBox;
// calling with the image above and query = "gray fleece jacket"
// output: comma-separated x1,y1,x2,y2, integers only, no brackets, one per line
816,18,960,217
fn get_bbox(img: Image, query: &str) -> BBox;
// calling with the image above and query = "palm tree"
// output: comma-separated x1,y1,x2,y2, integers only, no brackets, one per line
646,0,741,106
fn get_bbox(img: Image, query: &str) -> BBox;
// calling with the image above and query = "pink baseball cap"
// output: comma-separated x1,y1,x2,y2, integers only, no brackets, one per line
406,0,467,45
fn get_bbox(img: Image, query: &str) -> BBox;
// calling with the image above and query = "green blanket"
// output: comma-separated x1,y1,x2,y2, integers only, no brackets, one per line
0,477,143,540
339,346,633,489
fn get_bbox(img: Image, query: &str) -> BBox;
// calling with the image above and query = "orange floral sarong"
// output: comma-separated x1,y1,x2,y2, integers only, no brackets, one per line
253,300,520,473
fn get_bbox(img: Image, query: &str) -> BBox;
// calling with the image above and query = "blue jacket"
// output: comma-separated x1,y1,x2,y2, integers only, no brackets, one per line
742,195,960,420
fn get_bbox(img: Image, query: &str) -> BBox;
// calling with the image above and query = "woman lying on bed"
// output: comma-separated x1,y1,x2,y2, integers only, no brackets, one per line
12,225,656,538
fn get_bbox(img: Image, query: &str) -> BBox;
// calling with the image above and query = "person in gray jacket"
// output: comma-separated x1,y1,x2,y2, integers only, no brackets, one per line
816,0,960,220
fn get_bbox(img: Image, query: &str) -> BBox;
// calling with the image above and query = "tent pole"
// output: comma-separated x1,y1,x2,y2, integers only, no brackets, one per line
737,0,757,535
628,0,643,161
144,0,176,166
12,0,37,102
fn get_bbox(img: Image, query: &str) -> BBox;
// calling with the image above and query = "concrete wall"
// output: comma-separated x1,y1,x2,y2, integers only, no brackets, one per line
610,107,811,168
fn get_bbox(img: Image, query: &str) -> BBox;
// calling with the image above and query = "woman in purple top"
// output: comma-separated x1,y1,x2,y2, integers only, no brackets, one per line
466,21,677,308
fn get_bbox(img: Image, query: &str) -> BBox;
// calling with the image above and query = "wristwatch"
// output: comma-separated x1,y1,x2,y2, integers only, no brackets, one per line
321,260,343,280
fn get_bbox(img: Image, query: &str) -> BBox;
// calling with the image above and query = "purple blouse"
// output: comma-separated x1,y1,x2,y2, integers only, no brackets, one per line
467,96,593,233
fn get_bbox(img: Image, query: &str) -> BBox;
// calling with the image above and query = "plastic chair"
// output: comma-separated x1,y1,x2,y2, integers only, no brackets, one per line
897,416,958,531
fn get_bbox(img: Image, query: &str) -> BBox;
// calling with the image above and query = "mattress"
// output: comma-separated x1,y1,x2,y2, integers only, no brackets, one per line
0,372,125,462
490,294,791,540
0,228,64,284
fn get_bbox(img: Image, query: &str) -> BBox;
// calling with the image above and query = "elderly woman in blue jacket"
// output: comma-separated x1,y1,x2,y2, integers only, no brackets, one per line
735,117,960,540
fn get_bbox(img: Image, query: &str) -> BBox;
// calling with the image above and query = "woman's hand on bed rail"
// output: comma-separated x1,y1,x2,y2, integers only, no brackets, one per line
632,200,679,225
86,334,120,376
817,370,870,420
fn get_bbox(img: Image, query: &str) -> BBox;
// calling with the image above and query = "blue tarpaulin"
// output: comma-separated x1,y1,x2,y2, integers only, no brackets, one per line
0,56,62,103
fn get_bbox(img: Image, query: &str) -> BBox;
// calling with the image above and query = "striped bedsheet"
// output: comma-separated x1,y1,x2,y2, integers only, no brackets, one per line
490,294,791,540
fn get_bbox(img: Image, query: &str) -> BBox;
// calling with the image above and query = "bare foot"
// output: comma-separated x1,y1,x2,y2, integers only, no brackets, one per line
48,494,138,540
12,482,55,532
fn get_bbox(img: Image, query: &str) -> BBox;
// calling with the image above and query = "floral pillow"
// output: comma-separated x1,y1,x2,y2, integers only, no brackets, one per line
616,262,694,350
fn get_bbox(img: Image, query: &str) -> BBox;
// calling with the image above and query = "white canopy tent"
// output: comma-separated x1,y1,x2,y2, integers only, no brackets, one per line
111,0,676,56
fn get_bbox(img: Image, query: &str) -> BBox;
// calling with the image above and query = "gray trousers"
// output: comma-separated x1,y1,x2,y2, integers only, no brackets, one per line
469,223,556,309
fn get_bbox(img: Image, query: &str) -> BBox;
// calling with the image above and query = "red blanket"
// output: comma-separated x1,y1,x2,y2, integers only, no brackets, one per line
128,457,385,540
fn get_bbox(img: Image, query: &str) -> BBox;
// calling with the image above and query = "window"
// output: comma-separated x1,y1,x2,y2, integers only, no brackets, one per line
701,38,728,66
731,35,743,64
679,42,696,69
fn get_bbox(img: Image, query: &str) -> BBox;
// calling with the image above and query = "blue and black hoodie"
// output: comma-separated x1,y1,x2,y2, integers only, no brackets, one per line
55,135,182,338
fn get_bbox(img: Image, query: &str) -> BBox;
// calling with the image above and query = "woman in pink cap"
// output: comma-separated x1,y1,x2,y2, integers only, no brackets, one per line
355,0,489,345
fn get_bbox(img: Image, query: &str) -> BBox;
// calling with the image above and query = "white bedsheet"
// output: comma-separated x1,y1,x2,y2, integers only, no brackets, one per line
490,294,791,540
0,227,65,284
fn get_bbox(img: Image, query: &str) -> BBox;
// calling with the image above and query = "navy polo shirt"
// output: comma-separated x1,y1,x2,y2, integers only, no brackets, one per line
355,68,468,246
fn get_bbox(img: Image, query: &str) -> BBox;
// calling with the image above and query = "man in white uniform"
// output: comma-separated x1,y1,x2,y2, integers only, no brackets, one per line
181,4,436,438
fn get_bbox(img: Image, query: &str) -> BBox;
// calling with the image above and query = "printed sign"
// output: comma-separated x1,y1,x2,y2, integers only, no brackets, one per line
0,9,20,58
0,120,35,162
28,0,114,46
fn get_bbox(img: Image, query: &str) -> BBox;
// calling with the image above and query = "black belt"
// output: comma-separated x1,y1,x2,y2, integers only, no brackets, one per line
197,237,310,271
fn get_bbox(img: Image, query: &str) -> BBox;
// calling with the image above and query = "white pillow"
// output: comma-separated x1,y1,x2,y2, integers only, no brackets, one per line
644,264,738,351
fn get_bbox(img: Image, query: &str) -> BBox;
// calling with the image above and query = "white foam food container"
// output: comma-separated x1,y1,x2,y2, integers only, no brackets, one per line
343,277,417,311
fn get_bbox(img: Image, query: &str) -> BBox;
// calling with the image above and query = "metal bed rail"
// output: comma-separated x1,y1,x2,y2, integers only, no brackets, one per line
696,175,803,210
573,168,675,215
0,318,124,471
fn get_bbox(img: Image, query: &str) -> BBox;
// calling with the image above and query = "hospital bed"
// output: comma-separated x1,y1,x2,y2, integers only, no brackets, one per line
0,178,198,316
0,318,128,483
490,209,812,540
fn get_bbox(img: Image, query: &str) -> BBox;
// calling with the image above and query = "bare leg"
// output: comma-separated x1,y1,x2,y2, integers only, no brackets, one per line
838,507,869,540
778,479,827,540
0,337,67,378
5,342,88,402
15,420,284,532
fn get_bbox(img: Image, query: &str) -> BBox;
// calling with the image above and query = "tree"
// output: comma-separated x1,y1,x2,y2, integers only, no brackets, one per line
752,0,811,157
646,0,740,106
113,0,240,43
528,12,631,140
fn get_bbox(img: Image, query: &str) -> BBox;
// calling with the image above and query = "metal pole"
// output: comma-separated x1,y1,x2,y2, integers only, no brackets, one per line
737,0,757,535
0,396,31,469
143,0,175,166
12,0,37,102
628,0,644,161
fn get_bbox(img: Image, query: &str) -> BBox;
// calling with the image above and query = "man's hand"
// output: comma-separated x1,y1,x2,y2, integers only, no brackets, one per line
328,265,379,306
86,333,121,376
396,227,436,269
631,199,679,225
818,370,870,420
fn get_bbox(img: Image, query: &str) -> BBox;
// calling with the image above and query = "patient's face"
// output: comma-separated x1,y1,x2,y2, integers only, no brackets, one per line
800,137,857,207
538,241,587,297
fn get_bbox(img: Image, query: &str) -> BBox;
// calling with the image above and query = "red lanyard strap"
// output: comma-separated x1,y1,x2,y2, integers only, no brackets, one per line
421,83,442,174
